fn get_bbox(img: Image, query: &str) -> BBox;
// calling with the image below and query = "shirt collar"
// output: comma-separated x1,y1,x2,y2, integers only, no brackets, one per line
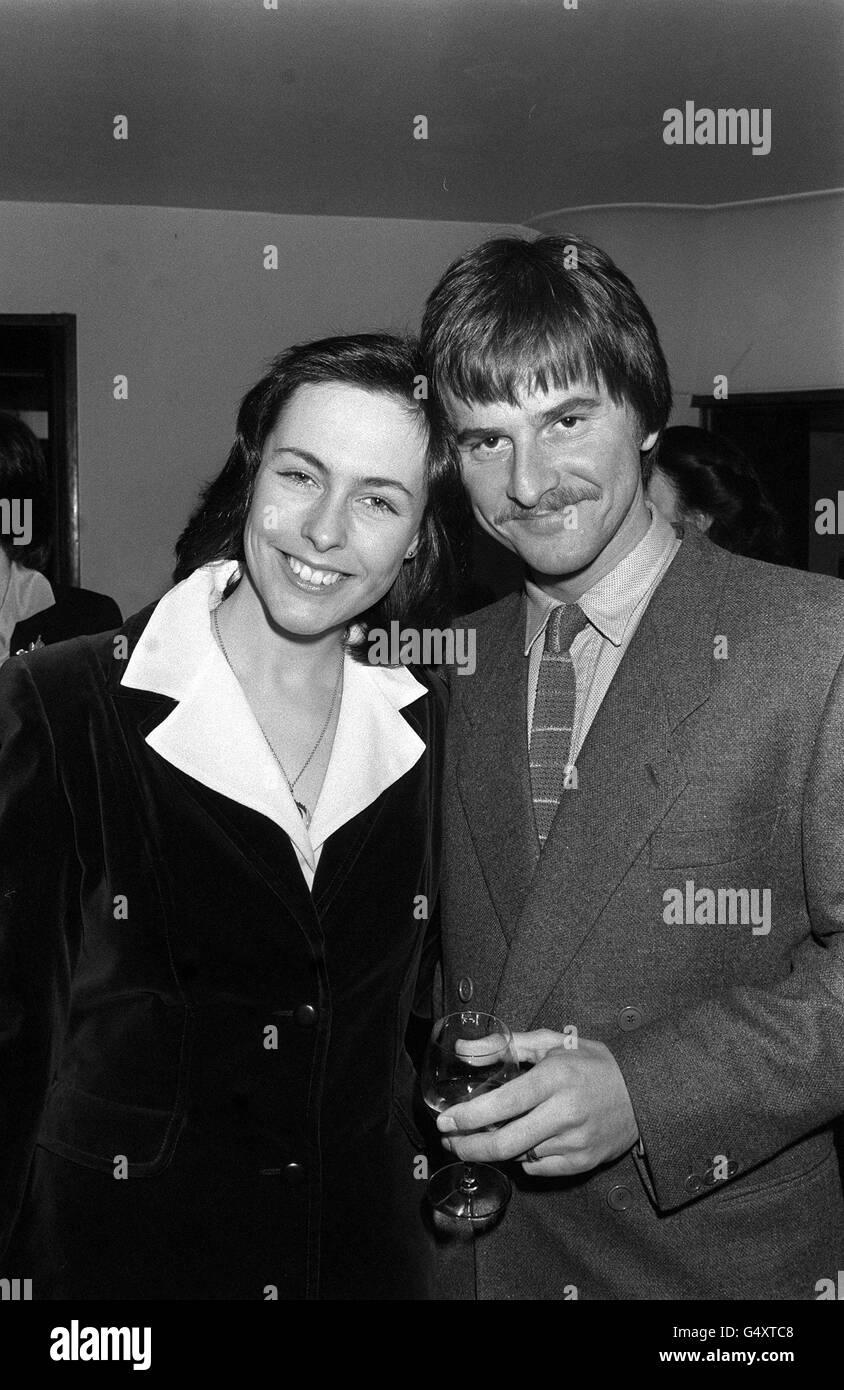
121,560,429,866
524,505,680,655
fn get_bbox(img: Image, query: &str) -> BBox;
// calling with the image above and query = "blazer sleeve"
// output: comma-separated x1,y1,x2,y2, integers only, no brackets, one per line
611,649,844,1214
0,656,81,1263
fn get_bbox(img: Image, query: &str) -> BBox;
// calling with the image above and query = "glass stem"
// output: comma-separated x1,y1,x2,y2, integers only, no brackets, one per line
460,1162,479,1194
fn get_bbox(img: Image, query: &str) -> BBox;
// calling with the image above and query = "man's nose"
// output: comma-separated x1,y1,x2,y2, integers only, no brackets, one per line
507,440,560,510
301,493,347,552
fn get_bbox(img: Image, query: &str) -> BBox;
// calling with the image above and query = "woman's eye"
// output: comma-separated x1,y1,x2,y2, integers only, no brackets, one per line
360,495,396,514
279,470,317,486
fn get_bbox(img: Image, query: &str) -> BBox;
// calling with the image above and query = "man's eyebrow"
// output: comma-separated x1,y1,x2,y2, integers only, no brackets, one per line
454,395,602,443
271,447,415,497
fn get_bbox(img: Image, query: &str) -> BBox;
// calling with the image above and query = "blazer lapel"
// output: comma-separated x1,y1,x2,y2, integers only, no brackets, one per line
454,594,540,947
493,529,730,1028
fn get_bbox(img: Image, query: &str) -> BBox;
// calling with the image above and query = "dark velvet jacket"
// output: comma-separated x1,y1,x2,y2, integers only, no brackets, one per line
0,602,444,1300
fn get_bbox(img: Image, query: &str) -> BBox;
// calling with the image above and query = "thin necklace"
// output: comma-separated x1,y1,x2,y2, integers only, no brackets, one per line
211,603,344,828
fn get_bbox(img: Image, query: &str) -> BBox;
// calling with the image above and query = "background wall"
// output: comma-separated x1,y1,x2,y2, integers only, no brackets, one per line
533,192,844,411
0,201,523,615
2,195,842,611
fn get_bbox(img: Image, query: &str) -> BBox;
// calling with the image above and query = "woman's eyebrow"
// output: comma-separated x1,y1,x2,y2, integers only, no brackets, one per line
271,446,415,498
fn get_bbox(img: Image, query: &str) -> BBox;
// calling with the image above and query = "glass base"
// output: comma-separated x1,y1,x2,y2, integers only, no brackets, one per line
427,1162,512,1221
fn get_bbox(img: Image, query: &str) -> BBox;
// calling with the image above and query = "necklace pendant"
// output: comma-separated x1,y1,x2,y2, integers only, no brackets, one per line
295,800,310,826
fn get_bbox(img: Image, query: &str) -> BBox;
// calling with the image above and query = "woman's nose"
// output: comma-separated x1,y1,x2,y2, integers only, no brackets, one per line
301,494,347,552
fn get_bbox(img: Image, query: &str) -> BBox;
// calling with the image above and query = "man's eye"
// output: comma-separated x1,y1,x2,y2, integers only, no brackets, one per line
471,435,508,455
556,416,583,429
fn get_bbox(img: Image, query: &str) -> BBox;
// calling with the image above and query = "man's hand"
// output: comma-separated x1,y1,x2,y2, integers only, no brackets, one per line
436,1032,639,1176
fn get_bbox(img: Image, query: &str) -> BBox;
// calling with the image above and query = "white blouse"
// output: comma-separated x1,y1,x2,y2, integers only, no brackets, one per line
0,561,55,665
121,560,429,890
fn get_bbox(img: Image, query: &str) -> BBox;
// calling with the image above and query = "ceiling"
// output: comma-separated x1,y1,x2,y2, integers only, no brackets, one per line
0,0,841,225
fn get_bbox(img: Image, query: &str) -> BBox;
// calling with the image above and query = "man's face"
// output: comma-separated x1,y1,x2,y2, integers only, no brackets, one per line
446,380,658,591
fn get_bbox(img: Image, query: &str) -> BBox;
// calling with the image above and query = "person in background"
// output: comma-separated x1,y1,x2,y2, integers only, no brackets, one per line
646,424,790,564
0,412,121,662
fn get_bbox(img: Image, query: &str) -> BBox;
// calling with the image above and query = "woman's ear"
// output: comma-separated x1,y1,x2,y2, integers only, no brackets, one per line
404,537,420,561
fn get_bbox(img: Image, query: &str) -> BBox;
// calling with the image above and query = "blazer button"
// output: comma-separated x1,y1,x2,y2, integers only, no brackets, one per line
458,976,474,1003
685,1173,702,1193
293,1004,318,1028
606,1184,633,1211
617,1006,642,1031
284,1161,306,1187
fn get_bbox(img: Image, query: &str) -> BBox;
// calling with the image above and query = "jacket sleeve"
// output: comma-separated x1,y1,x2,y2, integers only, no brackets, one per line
0,656,81,1263
611,650,844,1213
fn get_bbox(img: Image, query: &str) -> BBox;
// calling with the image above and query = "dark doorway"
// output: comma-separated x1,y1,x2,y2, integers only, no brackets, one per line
0,315,79,587
692,390,844,575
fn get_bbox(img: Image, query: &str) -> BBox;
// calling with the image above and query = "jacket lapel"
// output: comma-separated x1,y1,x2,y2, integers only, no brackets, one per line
492,530,731,1028
454,593,540,947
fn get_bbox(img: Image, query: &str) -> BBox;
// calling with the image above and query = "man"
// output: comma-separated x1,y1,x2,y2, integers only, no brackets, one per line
420,235,844,1300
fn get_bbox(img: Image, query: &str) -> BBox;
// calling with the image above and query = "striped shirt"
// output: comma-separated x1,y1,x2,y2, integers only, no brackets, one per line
525,506,681,754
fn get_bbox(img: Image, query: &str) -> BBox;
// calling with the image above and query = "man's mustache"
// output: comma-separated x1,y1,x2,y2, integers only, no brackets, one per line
494,487,601,526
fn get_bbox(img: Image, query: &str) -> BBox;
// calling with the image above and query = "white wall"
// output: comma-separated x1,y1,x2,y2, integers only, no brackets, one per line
531,193,844,417
0,201,523,615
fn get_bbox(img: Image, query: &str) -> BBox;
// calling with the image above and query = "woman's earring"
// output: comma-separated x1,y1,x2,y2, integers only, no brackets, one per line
405,544,418,560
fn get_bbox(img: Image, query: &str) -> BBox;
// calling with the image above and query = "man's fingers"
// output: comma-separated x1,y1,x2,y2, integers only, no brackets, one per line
436,1065,547,1133
509,1029,571,1064
441,1100,570,1163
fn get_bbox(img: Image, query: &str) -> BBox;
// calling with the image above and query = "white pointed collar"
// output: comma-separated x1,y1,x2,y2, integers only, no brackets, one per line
120,561,429,876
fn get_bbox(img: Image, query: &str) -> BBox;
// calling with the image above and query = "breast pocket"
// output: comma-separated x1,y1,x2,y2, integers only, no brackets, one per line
36,1082,184,1176
649,802,782,868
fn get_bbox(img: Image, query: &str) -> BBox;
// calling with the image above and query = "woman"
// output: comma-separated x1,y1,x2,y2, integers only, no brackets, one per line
646,425,790,564
0,334,469,1300
0,412,121,660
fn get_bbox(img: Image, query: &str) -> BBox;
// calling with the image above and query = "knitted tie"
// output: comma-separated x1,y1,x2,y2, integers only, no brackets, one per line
530,603,588,847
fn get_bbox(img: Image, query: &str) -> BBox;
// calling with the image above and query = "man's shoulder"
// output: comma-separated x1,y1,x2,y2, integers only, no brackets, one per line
452,588,523,632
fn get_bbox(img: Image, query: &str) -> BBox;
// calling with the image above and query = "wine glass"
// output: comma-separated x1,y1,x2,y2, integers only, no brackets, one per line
421,1010,519,1221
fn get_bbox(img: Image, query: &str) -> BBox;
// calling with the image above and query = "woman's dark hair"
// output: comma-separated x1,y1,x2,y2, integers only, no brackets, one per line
654,426,790,564
420,234,672,449
0,411,52,571
174,334,471,641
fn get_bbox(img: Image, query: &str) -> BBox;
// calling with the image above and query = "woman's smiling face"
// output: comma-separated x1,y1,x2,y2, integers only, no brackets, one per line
242,381,428,636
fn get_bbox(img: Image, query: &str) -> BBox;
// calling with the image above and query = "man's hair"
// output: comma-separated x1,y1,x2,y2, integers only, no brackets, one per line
174,333,471,638
420,234,672,451
0,411,52,570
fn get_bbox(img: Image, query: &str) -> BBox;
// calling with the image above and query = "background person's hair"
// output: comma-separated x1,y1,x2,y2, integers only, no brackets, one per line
0,411,52,571
420,234,672,454
655,425,790,564
174,333,471,642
